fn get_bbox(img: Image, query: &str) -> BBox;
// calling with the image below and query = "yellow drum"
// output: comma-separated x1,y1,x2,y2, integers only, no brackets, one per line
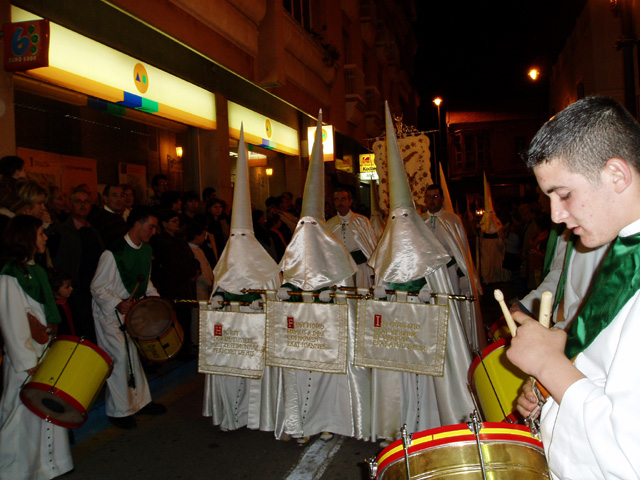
489,315,511,342
126,297,184,362
468,338,528,422
373,422,549,479
20,335,113,428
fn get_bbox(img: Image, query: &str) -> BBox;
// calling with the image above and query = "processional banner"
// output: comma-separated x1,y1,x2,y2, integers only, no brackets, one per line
198,301,265,379
265,297,348,374
354,297,448,376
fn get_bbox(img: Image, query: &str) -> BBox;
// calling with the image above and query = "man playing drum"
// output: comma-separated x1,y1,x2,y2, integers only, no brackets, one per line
508,97,640,479
91,206,167,429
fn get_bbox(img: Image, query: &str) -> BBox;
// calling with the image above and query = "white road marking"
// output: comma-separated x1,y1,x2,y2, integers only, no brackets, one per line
285,436,344,480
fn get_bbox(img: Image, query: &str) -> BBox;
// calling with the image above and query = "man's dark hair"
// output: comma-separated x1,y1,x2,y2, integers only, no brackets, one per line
524,96,640,182
127,206,157,228
333,187,353,200
151,174,168,188
186,221,206,242
0,156,24,178
182,191,199,203
1,214,43,265
427,184,444,197
102,184,121,197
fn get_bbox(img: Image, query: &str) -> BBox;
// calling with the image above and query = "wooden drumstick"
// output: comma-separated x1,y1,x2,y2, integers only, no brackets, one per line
128,274,146,300
539,291,553,329
493,289,517,336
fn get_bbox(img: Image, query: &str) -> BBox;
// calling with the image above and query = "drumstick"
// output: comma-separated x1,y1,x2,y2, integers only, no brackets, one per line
493,289,517,336
129,274,146,300
539,291,553,328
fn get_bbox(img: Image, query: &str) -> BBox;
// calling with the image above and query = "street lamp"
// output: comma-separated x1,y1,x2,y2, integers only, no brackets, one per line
433,97,443,179
528,68,540,81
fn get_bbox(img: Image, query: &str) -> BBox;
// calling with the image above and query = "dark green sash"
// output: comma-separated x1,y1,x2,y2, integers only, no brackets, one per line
1,261,61,325
542,222,565,279
108,237,151,300
565,233,640,358
552,233,578,313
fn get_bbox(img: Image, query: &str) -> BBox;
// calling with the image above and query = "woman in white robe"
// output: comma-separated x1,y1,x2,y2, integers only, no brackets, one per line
0,215,73,479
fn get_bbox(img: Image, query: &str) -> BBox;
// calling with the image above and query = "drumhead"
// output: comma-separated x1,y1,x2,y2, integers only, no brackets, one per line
21,387,85,428
127,297,174,339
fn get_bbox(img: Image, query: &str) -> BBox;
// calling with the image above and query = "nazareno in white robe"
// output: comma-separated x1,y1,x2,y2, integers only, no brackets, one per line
90,237,156,417
0,274,73,479
540,220,640,480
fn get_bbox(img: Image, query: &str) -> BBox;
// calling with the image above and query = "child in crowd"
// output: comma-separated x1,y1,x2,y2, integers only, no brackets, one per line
49,269,76,337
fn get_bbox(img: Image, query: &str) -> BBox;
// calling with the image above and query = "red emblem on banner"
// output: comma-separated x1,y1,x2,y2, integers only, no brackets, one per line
3,19,50,72
287,316,295,329
214,324,223,336
374,314,382,328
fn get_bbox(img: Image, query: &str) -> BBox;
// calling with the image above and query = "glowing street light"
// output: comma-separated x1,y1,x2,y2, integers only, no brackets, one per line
528,68,540,81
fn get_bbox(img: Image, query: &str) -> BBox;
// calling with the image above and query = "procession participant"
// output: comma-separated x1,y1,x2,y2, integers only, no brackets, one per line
326,187,378,288
276,112,368,445
147,174,168,206
204,125,282,433
508,96,640,479
0,215,73,479
368,102,474,445
369,181,385,239
478,173,510,284
90,206,167,429
421,180,483,349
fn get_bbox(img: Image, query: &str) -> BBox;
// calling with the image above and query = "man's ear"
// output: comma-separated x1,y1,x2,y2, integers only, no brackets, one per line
605,158,633,194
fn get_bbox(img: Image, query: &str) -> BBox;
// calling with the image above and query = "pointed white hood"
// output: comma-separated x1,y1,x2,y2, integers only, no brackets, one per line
279,111,357,290
213,124,280,294
368,102,450,284
479,172,502,234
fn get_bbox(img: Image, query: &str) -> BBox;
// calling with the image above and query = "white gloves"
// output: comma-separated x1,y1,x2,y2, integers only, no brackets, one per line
418,284,432,303
249,299,262,310
211,295,225,309
277,287,292,300
318,290,332,303
373,285,388,300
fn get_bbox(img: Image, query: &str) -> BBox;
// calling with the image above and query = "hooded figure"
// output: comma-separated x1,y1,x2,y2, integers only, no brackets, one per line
275,111,370,443
478,172,509,283
203,124,282,433
369,180,385,239
368,102,475,444
421,165,484,350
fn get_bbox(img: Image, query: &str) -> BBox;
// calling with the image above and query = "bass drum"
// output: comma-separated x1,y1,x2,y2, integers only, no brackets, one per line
126,297,184,362
20,335,113,428
374,422,549,479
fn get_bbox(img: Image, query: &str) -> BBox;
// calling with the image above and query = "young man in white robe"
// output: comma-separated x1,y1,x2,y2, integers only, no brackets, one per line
510,97,640,479
91,207,167,429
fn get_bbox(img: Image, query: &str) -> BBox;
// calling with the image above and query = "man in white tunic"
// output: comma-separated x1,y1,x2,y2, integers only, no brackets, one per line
276,112,370,444
510,97,640,479
91,207,167,429
203,125,282,433
368,103,475,445
422,183,483,349
326,187,378,288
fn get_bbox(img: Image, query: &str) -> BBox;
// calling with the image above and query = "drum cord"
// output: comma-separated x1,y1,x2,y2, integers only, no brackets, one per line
473,348,509,422
115,310,136,389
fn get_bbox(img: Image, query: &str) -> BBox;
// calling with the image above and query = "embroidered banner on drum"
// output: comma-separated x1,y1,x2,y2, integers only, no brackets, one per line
198,303,265,379
265,300,348,374
354,298,448,376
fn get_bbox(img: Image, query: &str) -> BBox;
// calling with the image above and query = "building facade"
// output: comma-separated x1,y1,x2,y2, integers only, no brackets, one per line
0,0,418,209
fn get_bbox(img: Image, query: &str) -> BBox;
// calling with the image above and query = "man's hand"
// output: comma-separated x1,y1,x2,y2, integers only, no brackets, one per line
116,299,134,316
516,378,540,419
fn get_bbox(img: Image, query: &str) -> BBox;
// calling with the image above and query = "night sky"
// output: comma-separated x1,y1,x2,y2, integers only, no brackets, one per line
413,0,588,130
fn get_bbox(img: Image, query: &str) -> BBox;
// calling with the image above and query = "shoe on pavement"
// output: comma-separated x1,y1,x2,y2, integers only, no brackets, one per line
280,433,291,442
320,432,334,441
136,402,167,416
108,415,137,429
296,436,310,445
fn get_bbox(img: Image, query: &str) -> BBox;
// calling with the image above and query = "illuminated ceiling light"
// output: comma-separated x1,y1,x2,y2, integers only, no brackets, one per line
176,146,183,158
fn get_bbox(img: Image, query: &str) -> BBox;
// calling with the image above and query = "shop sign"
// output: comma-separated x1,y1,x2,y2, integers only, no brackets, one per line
3,19,49,71
307,124,334,162
359,153,376,173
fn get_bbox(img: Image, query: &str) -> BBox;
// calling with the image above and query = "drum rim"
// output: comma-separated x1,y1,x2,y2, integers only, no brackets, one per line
468,337,508,385
125,297,175,338
53,334,114,369
20,382,88,429
376,422,543,473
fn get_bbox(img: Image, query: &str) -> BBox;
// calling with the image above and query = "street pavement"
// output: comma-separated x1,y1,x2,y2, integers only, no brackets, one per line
62,281,512,479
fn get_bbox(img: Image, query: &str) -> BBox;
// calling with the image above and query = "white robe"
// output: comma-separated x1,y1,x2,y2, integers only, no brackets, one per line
520,228,610,327
0,275,73,479
202,277,282,432
327,210,378,288
90,236,156,417
540,220,640,479
423,209,483,349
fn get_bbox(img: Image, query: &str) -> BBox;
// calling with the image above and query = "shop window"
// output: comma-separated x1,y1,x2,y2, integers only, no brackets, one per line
453,131,490,173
